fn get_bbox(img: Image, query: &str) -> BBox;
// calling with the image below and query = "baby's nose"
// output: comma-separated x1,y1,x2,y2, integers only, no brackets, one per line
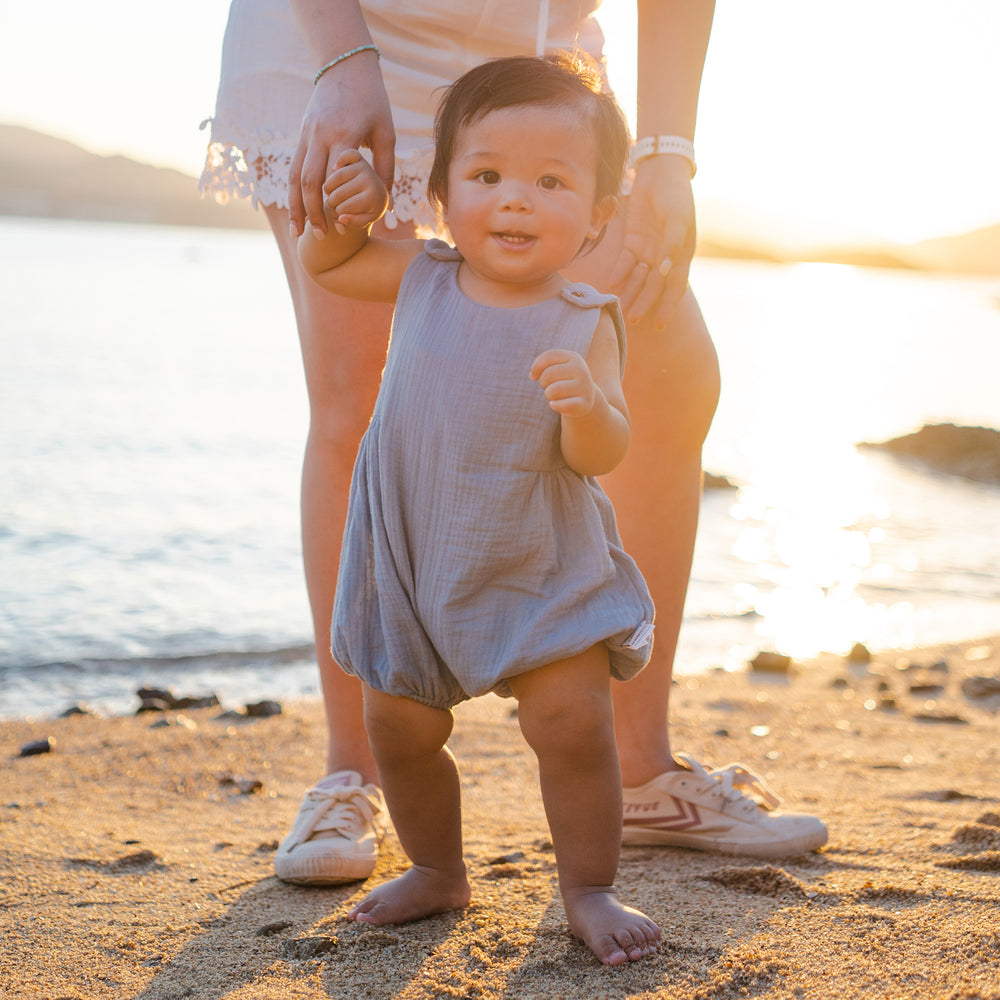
500,183,532,211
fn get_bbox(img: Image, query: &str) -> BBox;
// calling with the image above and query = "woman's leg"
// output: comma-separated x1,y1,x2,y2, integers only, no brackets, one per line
265,207,414,883
571,223,827,858
601,288,720,785
348,687,471,925
265,206,417,781
508,648,660,965
568,225,720,787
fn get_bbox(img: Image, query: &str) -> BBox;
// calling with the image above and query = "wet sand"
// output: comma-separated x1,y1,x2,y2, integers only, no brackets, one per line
3,636,999,999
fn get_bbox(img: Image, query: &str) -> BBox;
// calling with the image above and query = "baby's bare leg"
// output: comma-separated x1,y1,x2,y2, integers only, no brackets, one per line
507,648,661,965
347,687,470,925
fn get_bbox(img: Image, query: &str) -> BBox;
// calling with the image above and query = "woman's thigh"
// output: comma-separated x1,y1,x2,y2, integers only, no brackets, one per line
264,206,415,433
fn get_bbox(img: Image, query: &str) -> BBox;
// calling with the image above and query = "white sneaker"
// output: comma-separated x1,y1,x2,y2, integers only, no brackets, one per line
622,753,828,858
274,771,387,885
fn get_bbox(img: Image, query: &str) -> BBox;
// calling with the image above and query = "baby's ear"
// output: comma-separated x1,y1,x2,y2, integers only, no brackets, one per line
587,194,618,239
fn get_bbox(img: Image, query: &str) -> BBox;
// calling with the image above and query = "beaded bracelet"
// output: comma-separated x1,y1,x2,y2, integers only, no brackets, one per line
630,135,697,178
313,43,381,86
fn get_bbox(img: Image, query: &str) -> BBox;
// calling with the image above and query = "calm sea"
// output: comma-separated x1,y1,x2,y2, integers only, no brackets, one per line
2,216,999,718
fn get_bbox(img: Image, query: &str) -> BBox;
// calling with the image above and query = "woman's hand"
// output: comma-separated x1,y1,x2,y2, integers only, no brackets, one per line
288,50,395,238
610,155,696,329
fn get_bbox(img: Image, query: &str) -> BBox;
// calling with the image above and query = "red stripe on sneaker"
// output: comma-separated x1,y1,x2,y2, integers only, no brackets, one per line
623,796,701,830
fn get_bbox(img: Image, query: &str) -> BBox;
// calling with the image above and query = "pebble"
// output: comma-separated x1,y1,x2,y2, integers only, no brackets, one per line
135,687,220,714
750,651,793,674
59,705,93,718
962,675,1000,699
19,738,53,757
244,700,282,718
846,642,871,664
913,712,969,725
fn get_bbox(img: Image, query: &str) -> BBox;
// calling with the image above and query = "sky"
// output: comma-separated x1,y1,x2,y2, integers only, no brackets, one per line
1,0,998,247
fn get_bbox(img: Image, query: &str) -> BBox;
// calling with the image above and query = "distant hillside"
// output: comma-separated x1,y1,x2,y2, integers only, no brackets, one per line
0,124,266,231
909,223,1000,277
2,124,998,275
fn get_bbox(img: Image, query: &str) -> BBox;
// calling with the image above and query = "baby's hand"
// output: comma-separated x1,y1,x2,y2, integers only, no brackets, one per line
321,148,389,235
530,349,599,418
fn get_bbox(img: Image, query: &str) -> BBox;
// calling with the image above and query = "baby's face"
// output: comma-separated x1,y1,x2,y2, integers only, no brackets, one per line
443,103,613,301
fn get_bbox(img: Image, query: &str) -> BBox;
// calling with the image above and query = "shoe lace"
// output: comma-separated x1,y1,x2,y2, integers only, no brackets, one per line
295,786,381,844
677,753,782,812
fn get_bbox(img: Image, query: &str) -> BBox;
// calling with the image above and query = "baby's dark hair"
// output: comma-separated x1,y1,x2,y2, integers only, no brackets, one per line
428,52,631,212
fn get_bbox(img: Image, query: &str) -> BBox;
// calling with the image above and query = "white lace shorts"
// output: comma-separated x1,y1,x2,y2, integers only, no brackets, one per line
200,0,606,230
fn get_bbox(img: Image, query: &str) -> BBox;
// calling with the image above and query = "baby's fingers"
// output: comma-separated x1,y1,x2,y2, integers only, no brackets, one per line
530,349,579,384
333,210,382,233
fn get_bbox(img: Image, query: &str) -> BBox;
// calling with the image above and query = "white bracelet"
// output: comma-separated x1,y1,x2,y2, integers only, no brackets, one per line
630,135,697,178
313,44,380,86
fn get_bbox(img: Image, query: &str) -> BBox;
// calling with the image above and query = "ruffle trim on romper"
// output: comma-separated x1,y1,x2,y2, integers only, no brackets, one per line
198,119,443,234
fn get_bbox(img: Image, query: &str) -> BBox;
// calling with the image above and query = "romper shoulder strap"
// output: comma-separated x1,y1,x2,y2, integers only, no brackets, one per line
560,283,627,376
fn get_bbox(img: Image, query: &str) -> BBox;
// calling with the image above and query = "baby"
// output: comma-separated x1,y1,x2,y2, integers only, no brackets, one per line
298,52,659,965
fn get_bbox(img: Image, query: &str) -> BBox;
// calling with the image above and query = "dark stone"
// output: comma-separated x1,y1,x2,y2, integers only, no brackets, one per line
214,709,247,722
913,712,969,724
137,686,174,704
59,704,93,717
704,471,738,490
846,642,871,664
962,675,1000,699
909,682,945,696
244,700,282,718
750,651,793,674
19,738,53,757
137,698,172,714
489,851,525,865
171,694,220,710
860,423,1000,483
136,687,220,713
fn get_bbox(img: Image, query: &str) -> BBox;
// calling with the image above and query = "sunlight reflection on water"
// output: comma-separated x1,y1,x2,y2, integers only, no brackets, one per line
684,258,1000,668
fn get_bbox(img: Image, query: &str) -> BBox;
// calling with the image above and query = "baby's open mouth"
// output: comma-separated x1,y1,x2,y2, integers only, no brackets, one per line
494,232,535,243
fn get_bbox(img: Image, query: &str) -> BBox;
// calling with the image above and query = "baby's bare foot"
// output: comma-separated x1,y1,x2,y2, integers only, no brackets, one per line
347,865,471,926
563,885,661,965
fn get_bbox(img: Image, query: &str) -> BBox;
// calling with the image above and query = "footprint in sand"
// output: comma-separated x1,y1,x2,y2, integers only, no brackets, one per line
702,865,809,899
934,812,1000,872
66,850,164,873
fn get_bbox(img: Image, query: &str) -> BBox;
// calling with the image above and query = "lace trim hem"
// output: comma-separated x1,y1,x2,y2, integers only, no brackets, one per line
198,120,443,236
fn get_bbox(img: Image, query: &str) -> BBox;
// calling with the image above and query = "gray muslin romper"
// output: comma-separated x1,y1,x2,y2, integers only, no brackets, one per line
331,240,655,710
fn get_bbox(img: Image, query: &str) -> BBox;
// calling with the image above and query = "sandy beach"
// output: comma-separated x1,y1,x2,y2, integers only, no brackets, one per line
4,636,1000,1000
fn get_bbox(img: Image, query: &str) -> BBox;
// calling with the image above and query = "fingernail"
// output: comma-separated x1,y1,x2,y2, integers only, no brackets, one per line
289,222,299,238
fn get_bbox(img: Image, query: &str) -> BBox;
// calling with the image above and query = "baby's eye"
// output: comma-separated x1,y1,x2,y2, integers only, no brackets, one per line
538,176,562,190
478,170,501,185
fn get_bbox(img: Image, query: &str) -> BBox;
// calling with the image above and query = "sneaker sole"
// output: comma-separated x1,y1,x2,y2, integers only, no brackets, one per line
274,854,377,886
621,827,828,858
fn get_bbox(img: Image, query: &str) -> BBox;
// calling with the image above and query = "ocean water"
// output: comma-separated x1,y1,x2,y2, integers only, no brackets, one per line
2,217,999,719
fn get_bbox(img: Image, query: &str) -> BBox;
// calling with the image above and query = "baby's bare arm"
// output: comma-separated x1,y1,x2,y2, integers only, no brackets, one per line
297,149,421,301
530,315,630,476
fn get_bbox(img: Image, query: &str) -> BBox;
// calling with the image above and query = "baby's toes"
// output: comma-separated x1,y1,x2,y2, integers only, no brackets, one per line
592,934,630,966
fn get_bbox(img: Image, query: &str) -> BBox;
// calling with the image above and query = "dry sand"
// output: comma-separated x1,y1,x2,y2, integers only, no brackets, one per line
3,637,1000,1000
